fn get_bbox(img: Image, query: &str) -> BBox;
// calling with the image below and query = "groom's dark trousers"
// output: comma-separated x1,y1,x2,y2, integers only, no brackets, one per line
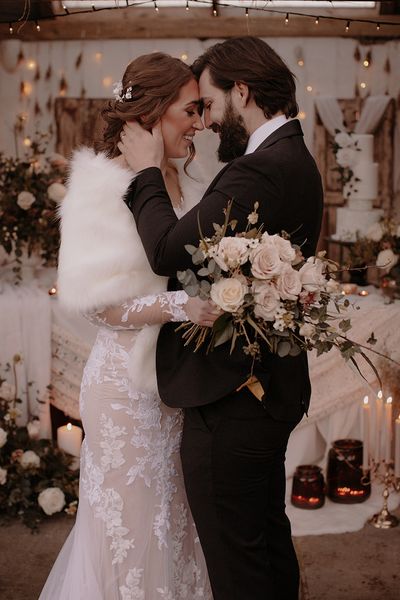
126,120,324,599
181,389,302,599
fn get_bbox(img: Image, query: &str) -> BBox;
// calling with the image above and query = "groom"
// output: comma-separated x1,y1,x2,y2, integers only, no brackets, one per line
120,37,323,600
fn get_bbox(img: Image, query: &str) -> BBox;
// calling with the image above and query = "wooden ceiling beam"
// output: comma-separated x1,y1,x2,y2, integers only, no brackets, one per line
1,8,399,40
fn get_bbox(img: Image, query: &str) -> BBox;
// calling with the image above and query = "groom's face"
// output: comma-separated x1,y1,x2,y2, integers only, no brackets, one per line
199,68,249,163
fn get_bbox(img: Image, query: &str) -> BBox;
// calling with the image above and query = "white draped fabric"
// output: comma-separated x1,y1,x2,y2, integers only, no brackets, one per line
315,94,399,196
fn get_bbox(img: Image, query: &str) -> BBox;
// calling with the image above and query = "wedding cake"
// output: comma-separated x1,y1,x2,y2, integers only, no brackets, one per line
332,133,383,242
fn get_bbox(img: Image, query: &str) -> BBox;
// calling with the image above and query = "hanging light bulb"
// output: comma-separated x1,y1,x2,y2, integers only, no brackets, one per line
376,23,380,31
35,20,40,32
315,16,319,26
285,13,289,26
363,59,369,68
186,0,189,10
62,4,69,14
245,7,249,18
345,21,350,32
9,22,13,34
360,82,367,89
154,0,159,12
212,1,218,17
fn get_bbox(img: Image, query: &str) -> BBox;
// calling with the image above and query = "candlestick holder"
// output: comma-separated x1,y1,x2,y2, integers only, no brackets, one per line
365,460,400,529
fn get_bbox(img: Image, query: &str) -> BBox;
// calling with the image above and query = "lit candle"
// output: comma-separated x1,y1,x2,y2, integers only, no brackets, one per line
374,390,383,462
384,397,393,463
362,396,370,470
57,422,82,457
395,414,400,479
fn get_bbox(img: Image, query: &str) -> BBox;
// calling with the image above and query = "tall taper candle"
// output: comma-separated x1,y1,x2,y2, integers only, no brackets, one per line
395,414,400,479
374,390,383,462
362,396,370,470
384,397,393,463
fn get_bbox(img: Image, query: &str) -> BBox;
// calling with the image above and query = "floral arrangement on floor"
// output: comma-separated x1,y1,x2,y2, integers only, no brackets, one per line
0,133,68,283
331,130,361,195
350,218,400,270
177,202,395,385
0,355,79,531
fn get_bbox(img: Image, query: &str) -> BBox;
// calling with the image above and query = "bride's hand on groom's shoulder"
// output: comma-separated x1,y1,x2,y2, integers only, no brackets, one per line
185,297,223,328
118,121,164,173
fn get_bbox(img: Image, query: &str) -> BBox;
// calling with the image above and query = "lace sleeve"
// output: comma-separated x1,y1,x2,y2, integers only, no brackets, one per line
85,290,189,330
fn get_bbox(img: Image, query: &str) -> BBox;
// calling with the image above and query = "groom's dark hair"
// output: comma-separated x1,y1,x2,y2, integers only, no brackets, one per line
192,37,298,120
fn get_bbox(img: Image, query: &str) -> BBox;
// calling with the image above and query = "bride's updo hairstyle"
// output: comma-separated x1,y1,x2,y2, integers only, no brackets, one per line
96,52,196,166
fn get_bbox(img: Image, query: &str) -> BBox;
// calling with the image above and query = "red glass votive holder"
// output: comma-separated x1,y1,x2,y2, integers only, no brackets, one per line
291,465,325,509
327,439,371,504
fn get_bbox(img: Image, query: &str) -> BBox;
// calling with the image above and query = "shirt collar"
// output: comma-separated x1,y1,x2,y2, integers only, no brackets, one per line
245,115,290,155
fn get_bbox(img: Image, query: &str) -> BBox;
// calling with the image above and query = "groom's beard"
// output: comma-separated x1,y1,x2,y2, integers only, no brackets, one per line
215,99,249,163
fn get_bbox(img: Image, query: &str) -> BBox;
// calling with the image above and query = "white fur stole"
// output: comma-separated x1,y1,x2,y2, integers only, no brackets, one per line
57,148,208,395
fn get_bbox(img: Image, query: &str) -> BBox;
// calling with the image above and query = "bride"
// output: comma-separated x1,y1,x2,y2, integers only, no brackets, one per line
39,53,216,599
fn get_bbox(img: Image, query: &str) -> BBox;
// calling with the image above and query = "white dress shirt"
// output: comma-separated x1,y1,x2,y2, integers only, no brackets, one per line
245,115,289,155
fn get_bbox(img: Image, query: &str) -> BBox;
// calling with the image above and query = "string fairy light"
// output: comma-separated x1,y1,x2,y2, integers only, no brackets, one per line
9,22,13,35
0,1,396,34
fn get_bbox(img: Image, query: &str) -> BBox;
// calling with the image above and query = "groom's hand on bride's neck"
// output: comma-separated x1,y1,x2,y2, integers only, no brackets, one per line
118,121,164,174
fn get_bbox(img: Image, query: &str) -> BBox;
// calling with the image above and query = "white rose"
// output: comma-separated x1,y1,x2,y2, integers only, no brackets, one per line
336,147,358,168
376,249,398,273
38,487,66,516
210,277,248,313
27,420,41,440
334,132,353,148
0,427,8,448
47,182,67,203
19,450,41,469
251,240,282,280
276,263,302,301
0,381,15,401
252,281,280,321
325,278,341,294
366,222,384,242
17,191,36,210
0,467,7,485
213,237,250,271
299,258,327,292
299,323,316,339
270,235,297,263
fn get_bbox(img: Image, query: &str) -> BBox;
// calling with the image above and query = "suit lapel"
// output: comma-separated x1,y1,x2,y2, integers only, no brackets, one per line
202,120,303,197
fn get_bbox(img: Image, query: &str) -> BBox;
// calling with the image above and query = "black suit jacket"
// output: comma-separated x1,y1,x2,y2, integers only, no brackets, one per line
126,120,324,421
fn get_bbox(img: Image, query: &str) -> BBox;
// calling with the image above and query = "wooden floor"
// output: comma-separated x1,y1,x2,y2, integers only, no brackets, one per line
1,510,400,599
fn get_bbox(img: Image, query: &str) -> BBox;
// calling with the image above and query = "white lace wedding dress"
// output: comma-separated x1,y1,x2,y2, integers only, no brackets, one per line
39,151,212,600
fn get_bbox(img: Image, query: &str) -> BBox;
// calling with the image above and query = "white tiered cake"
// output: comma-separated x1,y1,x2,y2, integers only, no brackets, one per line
333,134,383,241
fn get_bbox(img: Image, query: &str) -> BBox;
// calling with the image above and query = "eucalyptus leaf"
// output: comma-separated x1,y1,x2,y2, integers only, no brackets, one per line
214,323,234,348
184,244,198,256
277,341,291,357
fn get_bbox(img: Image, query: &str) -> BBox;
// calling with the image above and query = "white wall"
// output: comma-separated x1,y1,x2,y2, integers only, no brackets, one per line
1,36,399,161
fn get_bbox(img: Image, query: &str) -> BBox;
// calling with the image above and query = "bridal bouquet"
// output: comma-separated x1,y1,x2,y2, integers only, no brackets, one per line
177,201,384,383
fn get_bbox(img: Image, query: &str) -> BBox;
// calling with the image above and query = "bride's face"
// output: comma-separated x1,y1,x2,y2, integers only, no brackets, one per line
161,78,204,159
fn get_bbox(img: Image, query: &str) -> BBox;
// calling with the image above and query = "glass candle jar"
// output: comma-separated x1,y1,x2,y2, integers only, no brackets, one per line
327,439,371,504
291,465,325,509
